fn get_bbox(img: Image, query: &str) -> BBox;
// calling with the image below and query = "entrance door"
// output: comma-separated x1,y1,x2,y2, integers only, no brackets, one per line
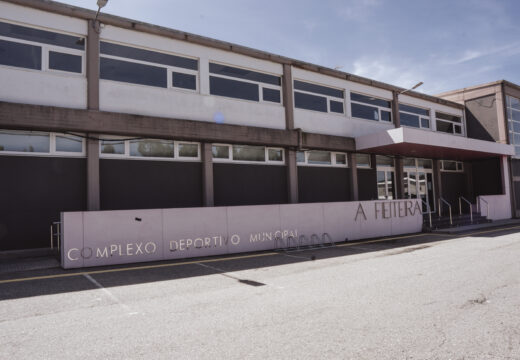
403,158,435,213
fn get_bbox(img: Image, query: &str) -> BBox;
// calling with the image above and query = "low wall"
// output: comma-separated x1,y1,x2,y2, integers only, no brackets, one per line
479,195,512,221
61,199,423,269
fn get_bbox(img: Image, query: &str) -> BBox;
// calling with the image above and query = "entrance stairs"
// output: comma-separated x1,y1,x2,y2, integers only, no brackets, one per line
423,212,490,231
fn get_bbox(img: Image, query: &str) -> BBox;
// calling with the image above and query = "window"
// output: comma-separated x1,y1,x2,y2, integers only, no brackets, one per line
0,21,85,74
100,137,200,161
507,95,520,158
435,112,463,135
376,155,395,200
350,92,391,122
296,150,348,167
355,154,371,168
0,130,85,156
212,144,284,164
100,41,198,91
209,62,281,103
293,80,344,114
399,104,430,129
441,160,464,172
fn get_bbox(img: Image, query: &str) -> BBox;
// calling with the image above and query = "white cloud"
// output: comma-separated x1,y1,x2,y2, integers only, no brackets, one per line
447,42,520,65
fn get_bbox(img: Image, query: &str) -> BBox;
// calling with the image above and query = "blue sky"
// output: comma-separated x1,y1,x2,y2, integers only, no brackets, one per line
61,0,520,94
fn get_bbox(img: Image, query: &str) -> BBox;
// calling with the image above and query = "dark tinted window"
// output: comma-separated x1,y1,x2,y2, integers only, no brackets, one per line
436,112,461,123
399,104,429,116
351,102,379,121
421,118,430,128
172,72,196,90
210,76,259,101
262,88,281,103
381,110,392,122
100,41,197,70
0,21,84,50
436,120,453,133
100,57,167,88
350,92,391,108
209,63,280,85
294,92,327,112
0,39,41,70
48,51,81,73
399,112,420,127
294,80,344,99
330,100,344,113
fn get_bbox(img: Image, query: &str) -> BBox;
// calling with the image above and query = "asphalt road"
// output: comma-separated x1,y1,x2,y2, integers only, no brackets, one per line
1,226,520,359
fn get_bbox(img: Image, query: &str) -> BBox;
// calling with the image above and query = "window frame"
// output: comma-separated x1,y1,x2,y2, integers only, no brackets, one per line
440,160,464,172
0,130,86,157
209,61,282,105
296,150,349,167
293,79,345,115
211,144,285,165
355,153,372,168
506,95,520,158
350,91,392,123
398,103,431,130
435,111,464,136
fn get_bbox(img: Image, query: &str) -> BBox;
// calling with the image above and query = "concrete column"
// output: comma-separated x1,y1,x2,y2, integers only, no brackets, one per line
394,157,405,199
286,149,298,203
201,143,214,207
199,57,210,95
433,159,442,210
86,137,100,211
392,90,400,128
348,153,359,201
282,64,295,130
87,20,100,110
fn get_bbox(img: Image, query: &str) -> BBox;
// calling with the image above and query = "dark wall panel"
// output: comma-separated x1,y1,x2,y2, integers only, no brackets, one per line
472,158,502,197
465,95,499,142
100,159,202,210
358,168,377,201
298,167,351,203
0,156,86,251
213,163,287,206
512,159,520,178
515,182,520,211
441,172,468,206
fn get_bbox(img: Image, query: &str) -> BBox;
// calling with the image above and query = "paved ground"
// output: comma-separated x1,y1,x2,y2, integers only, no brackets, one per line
1,225,520,360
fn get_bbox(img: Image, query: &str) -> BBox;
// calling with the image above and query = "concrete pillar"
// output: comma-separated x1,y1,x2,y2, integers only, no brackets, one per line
282,64,295,130
201,143,214,207
394,157,405,199
348,153,358,201
86,137,100,211
286,149,298,203
433,159,442,211
86,21,101,211
392,90,400,128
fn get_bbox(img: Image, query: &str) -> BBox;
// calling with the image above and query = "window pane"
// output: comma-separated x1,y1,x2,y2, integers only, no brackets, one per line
399,104,429,116
387,171,395,199
350,92,391,108
210,76,259,101
56,135,82,152
511,110,520,121
442,161,457,171
376,155,393,167
130,139,174,158
436,120,453,133
400,112,420,127
172,72,196,90
381,110,392,122
0,130,49,152
294,80,344,98
514,133,520,145
404,158,415,168
232,145,265,161
457,162,464,171
421,118,430,128
417,159,432,169
509,96,520,111
308,151,331,165
513,121,520,133
100,57,167,88
268,148,283,161
0,21,84,50
212,145,229,159
49,51,82,73
178,143,198,157
330,100,344,113
377,171,386,199
356,154,371,167
210,63,280,85
335,153,346,165
436,112,461,123
294,92,327,112
101,139,125,154
296,151,305,163
0,39,41,70
263,88,281,103
454,125,462,134
101,41,197,70
351,102,379,121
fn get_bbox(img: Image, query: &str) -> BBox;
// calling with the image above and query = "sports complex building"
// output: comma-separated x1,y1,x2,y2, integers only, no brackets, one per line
0,0,518,266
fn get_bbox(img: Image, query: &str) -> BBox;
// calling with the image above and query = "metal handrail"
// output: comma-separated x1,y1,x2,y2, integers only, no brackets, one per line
459,196,473,223
478,196,489,218
421,199,432,228
438,197,453,225
50,221,61,250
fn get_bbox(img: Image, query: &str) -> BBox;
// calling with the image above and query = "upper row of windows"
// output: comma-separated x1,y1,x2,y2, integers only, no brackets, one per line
0,20,463,134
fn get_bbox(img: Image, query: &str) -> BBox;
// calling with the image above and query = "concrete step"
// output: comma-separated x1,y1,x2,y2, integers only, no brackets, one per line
431,219,520,234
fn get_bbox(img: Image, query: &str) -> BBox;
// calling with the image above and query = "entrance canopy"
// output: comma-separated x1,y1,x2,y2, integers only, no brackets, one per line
355,127,514,160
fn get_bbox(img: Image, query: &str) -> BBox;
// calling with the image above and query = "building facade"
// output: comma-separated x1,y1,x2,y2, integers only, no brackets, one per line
0,0,514,252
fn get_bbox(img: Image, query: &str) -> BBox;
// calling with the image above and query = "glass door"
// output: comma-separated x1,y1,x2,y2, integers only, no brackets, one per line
403,158,435,213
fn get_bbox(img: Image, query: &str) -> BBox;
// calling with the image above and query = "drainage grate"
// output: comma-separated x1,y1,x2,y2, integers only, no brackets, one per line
238,279,266,287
